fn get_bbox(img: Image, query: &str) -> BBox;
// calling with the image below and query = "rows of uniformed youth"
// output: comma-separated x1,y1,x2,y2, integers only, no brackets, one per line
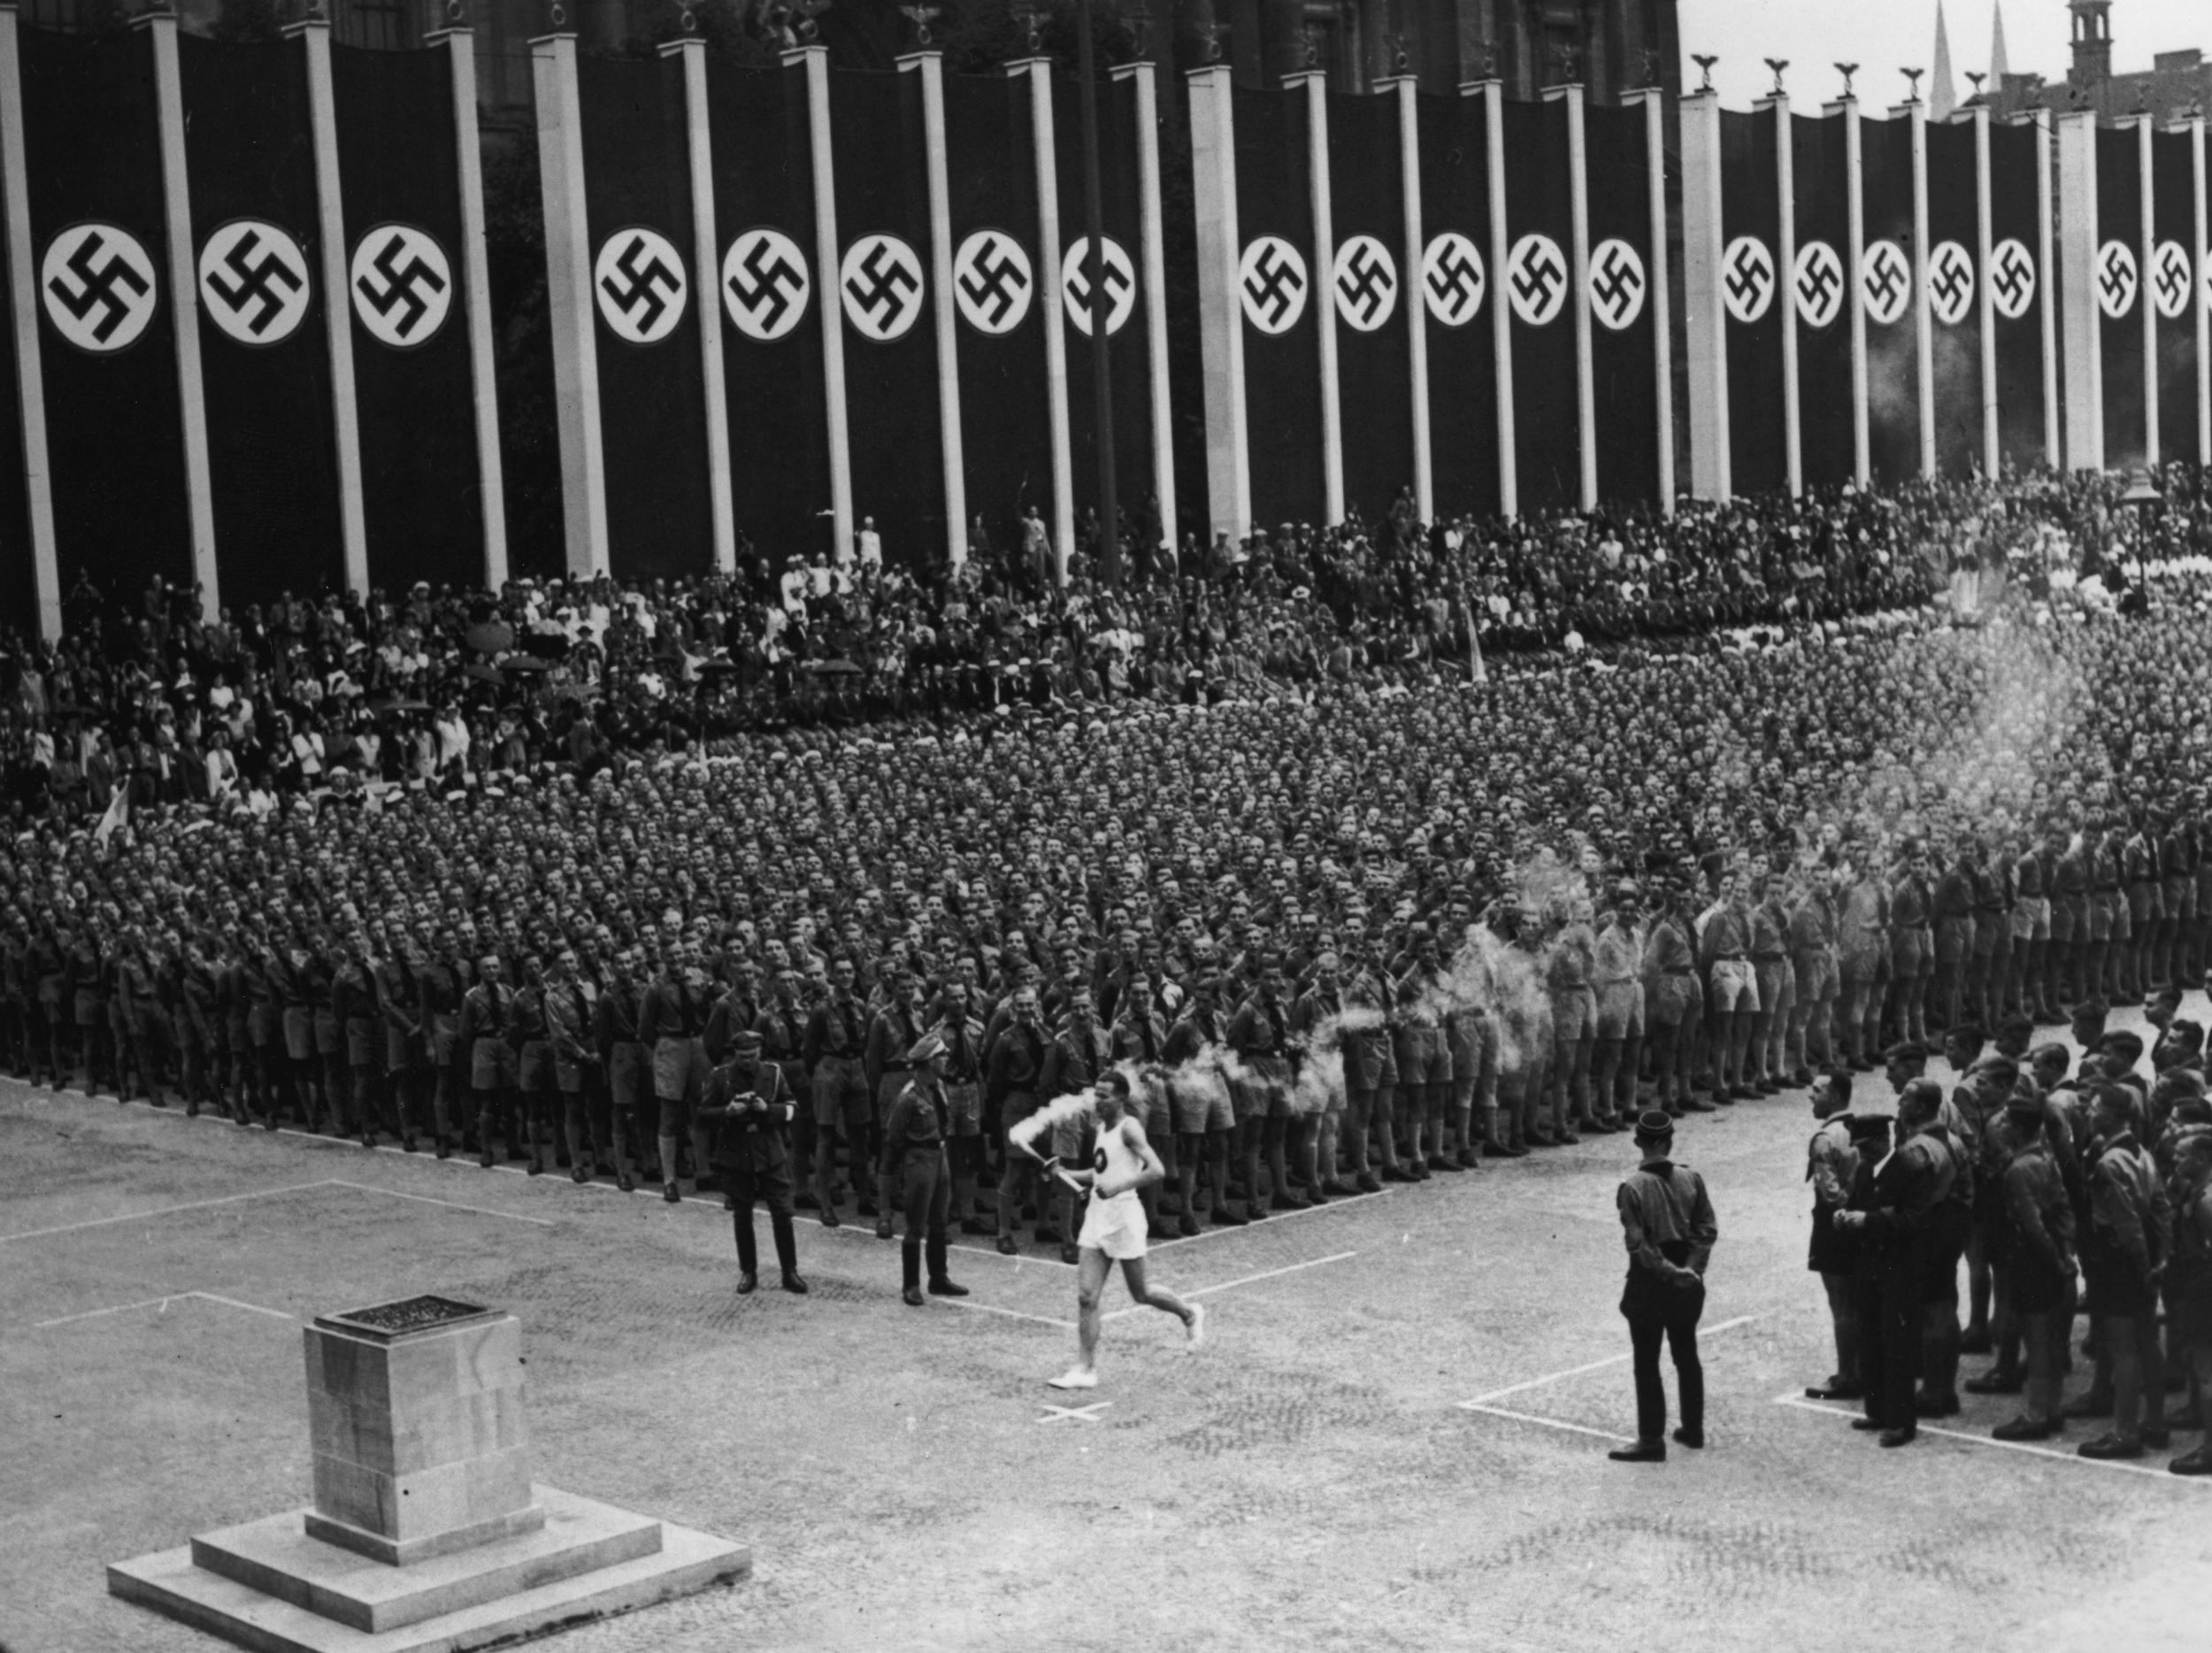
12,928,2211,1463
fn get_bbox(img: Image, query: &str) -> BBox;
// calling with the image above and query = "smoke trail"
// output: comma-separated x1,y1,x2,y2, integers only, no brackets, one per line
1008,1089,1097,1155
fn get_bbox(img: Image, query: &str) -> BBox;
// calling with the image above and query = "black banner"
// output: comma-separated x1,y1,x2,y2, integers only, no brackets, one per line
1585,101,1657,507
2153,127,2198,465
180,35,342,607
19,27,192,618
1325,88,1410,527
580,51,709,580
1724,106,1783,497
831,66,942,568
2096,126,2146,469
1413,90,1498,522
710,58,828,569
1925,118,1981,476
1501,96,1575,513
1233,84,1322,531
945,72,1045,554
1986,119,2045,472
332,40,480,597
1055,73,1155,557
1860,112,1917,484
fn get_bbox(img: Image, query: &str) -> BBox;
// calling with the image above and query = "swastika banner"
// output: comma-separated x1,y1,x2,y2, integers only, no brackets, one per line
1413,90,1500,522
2152,127,2198,465
1724,105,1786,496
2096,125,2147,469
580,51,710,580
333,37,491,593
1925,117,1982,476
17,27,194,612
1860,111,1919,483
1986,119,2046,470
945,71,1048,558
180,35,343,605
831,66,943,566
708,58,831,566
1052,73,1156,557
1500,96,1576,513
1585,102,1659,508
1325,88,1411,527
1233,84,1324,531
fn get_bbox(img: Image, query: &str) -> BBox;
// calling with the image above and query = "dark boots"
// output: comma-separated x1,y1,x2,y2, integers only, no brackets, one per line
772,1212,808,1294
902,1241,925,1307
926,1235,968,1298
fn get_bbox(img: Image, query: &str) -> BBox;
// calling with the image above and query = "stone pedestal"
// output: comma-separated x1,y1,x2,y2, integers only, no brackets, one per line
109,1296,749,1652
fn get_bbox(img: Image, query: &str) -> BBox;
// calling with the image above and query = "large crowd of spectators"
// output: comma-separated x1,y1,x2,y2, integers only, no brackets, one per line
3,462,2210,1467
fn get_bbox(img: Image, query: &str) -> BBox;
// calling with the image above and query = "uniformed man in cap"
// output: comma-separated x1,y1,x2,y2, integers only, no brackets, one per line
698,1028,807,1295
1803,1072,1870,1401
1608,1110,1717,1463
878,1031,970,1307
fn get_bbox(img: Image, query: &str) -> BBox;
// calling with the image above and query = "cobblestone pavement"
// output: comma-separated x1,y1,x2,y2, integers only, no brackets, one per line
4,1004,2209,1653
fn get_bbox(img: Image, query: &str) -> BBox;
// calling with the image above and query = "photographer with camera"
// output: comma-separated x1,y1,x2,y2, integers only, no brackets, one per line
699,1027,807,1295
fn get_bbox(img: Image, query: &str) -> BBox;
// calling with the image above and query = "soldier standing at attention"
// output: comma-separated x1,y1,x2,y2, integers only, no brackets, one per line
698,1028,807,1295
1609,1110,1717,1463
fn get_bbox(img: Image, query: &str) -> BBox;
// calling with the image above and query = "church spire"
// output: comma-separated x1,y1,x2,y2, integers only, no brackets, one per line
1932,0,1957,118
1989,0,2009,82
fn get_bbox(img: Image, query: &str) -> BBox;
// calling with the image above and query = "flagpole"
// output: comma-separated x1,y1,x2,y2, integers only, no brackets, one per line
1075,0,1120,582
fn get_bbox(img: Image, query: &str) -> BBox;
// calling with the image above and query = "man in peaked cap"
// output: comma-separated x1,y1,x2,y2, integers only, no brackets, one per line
1608,1110,1717,1463
697,1028,806,1295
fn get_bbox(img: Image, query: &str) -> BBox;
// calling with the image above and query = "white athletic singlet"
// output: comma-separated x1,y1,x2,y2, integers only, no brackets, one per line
1077,1117,1148,1258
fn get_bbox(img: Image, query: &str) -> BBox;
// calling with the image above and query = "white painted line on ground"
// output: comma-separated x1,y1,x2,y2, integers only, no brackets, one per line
1460,1403,1637,1445
0,1181,333,1244
943,1297,1077,1331
1773,1394,2211,1486
1105,1249,1359,1320
1456,1313,1763,1409
1039,1400,1112,1424
319,1179,555,1228
33,1289,292,1331
34,1295,189,1329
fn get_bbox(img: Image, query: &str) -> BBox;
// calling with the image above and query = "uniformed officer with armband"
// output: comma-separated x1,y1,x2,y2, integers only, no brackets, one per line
698,1027,808,1295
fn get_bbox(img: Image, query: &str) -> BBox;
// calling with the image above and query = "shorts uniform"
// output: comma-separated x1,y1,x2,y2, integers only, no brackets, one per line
1077,1121,1150,1259
1707,957,1757,1014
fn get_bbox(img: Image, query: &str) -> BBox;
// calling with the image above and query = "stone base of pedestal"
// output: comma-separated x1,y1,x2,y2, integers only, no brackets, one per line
107,1485,749,1653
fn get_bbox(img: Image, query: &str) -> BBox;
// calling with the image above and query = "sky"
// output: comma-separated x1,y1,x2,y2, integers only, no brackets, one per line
1675,0,2208,111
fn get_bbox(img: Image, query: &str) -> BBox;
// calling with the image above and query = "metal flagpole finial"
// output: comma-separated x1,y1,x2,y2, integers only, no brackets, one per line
1128,1,1152,60
1481,36,1497,78
1393,30,1408,74
547,0,565,27
1901,65,1924,103
1692,54,1717,94
794,0,828,43
1198,15,1221,64
1641,47,1663,88
1763,58,1787,96
899,3,938,47
680,3,696,32
445,0,464,22
1301,19,1321,69
1835,61,1858,98
1964,70,1985,102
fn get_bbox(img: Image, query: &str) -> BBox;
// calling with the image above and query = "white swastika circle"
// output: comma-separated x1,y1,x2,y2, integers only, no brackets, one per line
1927,241,1974,327
1333,234,1398,332
2097,239,2138,319
1506,233,1568,327
1062,236,1135,337
1988,237,2036,319
1240,235,1308,334
595,227,687,344
1420,233,1485,327
1724,234,1775,325
841,233,926,342
1861,238,1909,327
198,219,311,348
1588,237,1646,331
953,229,1033,334
722,227,810,342
41,221,157,354
349,224,452,350
2152,240,2192,320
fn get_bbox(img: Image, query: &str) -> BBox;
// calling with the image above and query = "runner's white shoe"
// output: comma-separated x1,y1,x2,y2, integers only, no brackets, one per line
1048,1366,1100,1390
1186,1303,1207,1352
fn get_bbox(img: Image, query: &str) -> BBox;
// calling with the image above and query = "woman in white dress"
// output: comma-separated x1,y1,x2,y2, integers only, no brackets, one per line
1048,1070,1206,1391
